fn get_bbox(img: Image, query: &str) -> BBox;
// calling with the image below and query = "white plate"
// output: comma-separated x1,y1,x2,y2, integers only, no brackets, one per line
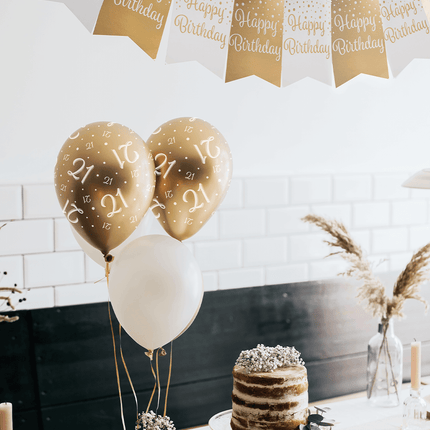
208,410,232,430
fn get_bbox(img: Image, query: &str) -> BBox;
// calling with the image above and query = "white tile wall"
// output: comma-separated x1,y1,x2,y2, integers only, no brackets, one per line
353,202,390,228
0,185,22,221
1,174,430,311
334,175,372,202
23,184,63,219
290,176,332,204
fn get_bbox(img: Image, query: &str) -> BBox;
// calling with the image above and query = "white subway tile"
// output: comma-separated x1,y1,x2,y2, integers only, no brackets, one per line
350,230,371,254
334,175,372,202
219,178,243,209
202,272,218,292
290,176,331,205
23,184,63,219
219,267,265,289
188,212,219,242
243,237,287,267
389,252,413,272
267,206,310,235
220,209,265,239
0,255,24,289
244,177,288,208
194,240,242,271
309,258,348,281
12,287,55,310
372,228,408,254
0,219,54,256
392,200,427,226
367,255,389,273
0,185,22,221
410,188,430,199
374,174,410,200
24,251,85,288
85,254,105,283
409,225,430,250
266,264,308,285
310,204,352,228
55,281,109,307
290,233,330,262
353,202,390,228
55,218,81,252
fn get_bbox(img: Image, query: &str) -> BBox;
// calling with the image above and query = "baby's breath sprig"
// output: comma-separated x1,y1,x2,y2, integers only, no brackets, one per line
135,411,175,430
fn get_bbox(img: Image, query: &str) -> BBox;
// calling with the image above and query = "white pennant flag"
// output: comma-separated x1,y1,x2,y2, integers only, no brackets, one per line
379,0,430,76
165,0,234,78
282,0,332,86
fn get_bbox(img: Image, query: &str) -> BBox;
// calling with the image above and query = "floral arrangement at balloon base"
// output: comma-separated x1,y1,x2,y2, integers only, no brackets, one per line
302,215,430,408
0,224,26,323
135,411,176,430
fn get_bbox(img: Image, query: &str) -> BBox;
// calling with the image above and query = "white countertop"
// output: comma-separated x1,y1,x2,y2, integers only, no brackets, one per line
189,381,430,430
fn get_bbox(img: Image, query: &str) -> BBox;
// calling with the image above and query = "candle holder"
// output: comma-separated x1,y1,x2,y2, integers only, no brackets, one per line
402,387,427,430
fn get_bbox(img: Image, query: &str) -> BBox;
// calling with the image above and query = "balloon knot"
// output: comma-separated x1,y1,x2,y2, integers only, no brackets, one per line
159,347,167,357
105,254,114,263
145,350,154,360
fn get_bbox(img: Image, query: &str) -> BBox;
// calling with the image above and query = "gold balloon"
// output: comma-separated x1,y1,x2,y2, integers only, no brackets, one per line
147,117,233,241
54,121,155,257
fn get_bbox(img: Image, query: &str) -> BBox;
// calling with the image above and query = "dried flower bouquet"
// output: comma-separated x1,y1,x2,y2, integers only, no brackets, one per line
302,214,430,401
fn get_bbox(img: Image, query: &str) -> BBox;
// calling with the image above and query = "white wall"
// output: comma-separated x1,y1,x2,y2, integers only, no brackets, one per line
1,0,430,184
1,0,430,312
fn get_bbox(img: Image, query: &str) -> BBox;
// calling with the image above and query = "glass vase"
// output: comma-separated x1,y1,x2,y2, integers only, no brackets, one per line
367,319,403,407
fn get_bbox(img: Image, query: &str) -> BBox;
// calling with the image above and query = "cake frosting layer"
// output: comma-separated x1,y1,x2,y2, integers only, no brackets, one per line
231,364,308,430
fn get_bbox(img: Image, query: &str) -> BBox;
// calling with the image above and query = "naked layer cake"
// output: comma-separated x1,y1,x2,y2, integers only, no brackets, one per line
231,344,308,430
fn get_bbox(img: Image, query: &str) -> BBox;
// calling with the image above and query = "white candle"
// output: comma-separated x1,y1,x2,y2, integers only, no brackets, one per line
411,341,421,391
0,402,12,430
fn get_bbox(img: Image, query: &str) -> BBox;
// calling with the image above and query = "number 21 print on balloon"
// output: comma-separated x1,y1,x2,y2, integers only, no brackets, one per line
54,121,155,258
147,117,233,241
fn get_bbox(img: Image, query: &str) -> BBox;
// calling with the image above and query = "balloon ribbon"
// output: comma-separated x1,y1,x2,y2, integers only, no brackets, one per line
146,344,173,416
164,341,173,417
106,257,139,427
108,300,126,430
119,324,139,419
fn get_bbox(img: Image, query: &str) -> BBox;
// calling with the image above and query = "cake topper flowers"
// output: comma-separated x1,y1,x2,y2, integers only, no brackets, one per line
235,344,304,373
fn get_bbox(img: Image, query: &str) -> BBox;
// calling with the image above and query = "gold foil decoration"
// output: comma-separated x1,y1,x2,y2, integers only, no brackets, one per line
225,0,283,86
331,0,389,87
54,121,155,257
94,0,172,59
147,117,232,241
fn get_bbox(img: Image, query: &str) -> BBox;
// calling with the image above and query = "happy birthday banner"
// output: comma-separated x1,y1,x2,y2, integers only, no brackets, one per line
49,0,430,87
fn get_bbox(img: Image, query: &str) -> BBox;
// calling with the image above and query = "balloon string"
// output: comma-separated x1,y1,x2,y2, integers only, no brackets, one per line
147,357,157,413
119,324,139,420
156,349,161,414
164,342,173,417
108,300,127,430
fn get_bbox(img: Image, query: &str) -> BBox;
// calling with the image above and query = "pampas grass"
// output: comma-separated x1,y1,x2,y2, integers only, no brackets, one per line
302,214,429,321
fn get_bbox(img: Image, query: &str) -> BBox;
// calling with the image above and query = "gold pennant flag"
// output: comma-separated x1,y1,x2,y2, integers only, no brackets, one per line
331,0,389,87
225,0,283,86
94,0,172,59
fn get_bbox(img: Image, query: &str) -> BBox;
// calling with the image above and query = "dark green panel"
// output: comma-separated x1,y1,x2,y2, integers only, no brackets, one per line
31,278,430,410
0,310,39,412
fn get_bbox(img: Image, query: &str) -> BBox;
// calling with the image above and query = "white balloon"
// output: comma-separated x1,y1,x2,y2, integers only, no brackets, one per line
72,213,153,266
108,235,204,351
